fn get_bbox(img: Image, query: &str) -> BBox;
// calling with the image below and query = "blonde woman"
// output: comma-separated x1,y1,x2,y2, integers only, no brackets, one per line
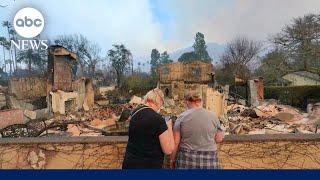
122,88,174,169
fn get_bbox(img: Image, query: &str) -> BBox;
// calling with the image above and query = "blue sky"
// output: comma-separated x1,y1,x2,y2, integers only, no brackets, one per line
1,0,320,62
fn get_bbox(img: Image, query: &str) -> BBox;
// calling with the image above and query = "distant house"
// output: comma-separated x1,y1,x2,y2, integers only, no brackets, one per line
281,71,320,86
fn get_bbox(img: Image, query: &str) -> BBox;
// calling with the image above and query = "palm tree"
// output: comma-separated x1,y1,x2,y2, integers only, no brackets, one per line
2,39,13,75
4,59,11,73
0,37,12,74
108,44,132,88
2,21,12,39
17,49,36,71
0,37,7,73
137,62,142,74
17,48,46,73
2,21,14,75
9,29,18,71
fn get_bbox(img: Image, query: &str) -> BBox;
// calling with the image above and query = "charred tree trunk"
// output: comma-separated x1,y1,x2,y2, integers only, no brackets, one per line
28,58,32,72
2,46,5,72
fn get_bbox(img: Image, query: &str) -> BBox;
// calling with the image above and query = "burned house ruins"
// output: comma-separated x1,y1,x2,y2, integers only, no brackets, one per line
158,61,214,99
0,45,95,134
158,61,228,119
48,45,93,114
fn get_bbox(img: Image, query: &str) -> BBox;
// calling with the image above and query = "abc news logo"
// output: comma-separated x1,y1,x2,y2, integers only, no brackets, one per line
15,16,43,28
11,7,48,50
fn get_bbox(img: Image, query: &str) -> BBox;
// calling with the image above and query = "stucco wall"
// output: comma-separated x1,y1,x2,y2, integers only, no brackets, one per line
220,135,320,169
0,135,319,169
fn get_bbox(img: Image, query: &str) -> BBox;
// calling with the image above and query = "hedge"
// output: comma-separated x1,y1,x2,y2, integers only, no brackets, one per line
265,85,320,108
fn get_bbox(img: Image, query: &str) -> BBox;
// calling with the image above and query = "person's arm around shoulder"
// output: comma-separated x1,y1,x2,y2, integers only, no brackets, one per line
159,120,174,155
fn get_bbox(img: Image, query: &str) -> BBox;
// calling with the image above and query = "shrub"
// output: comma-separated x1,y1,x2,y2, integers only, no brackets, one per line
265,86,320,108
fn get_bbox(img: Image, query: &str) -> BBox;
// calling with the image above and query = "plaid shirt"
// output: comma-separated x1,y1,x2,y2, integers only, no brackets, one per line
176,147,220,169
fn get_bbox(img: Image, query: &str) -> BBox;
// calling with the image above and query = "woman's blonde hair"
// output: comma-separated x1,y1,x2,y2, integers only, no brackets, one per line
143,88,164,107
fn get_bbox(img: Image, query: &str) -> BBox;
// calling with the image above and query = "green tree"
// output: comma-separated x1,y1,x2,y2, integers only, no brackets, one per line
107,44,132,88
160,51,173,64
274,13,320,70
255,49,290,85
150,48,160,75
178,51,199,62
193,32,212,62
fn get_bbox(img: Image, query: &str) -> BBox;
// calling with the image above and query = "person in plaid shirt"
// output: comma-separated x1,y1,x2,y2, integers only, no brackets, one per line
170,90,224,169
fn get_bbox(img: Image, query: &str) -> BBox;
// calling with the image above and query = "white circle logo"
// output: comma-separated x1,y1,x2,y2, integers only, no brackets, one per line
13,7,44,38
